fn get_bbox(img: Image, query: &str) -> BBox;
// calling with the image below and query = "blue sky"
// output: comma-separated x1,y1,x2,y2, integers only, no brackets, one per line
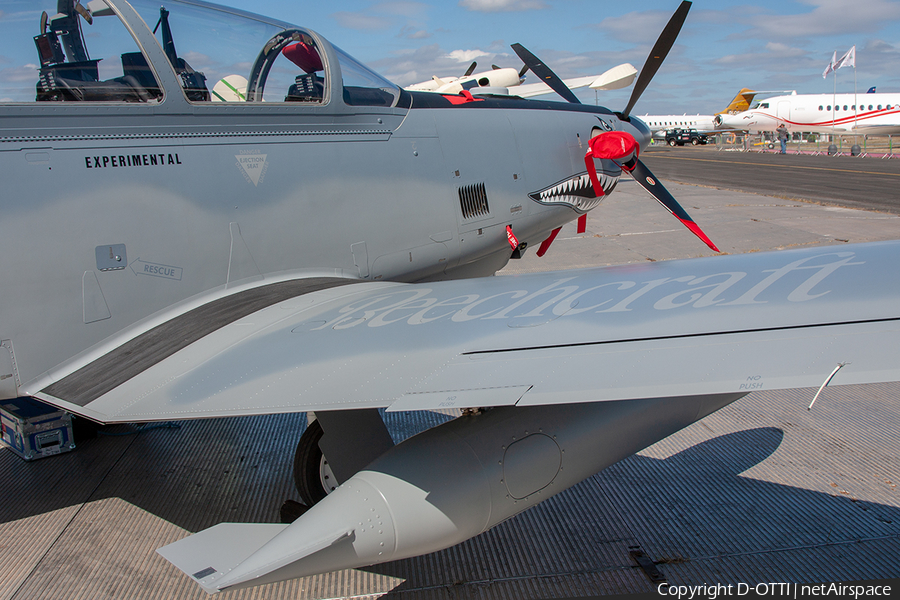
211,0,900,114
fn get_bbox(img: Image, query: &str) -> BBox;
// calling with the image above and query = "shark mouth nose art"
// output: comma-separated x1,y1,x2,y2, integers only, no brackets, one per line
529,171,618,212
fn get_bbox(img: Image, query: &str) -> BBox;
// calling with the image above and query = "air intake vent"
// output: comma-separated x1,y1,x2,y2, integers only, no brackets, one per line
458,183,490,220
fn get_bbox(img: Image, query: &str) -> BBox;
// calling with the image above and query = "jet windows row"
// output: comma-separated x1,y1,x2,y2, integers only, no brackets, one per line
818,104,893,111
0,0,399,107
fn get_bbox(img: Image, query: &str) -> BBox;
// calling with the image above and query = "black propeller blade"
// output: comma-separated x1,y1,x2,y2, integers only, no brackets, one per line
463,61,478,77
518,1,713,252
613,2,713,249
511,43,580,104
625,158,718,252
584,131,718,252
620,0,691,119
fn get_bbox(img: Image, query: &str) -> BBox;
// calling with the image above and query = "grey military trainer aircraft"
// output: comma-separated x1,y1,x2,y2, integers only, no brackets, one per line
2,0,899,593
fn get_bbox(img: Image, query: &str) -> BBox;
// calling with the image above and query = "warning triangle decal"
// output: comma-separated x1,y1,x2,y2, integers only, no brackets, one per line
235,153,268,186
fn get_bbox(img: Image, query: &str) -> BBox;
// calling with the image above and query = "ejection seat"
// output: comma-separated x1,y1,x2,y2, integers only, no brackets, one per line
34,12,155,102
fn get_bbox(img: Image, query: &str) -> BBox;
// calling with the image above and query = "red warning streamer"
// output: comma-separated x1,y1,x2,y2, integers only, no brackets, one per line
506,225,519,250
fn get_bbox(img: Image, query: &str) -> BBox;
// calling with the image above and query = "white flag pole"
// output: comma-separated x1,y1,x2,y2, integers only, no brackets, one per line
852,49,858,135
837,46,859,149
832,52,836,145
854,58,858,147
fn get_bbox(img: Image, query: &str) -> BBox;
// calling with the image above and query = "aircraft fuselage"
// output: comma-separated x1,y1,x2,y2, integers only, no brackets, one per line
0,0,644,401
716,92,900,135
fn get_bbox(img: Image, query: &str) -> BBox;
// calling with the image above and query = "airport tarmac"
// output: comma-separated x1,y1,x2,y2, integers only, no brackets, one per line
640,145,900,214
2,153,899,600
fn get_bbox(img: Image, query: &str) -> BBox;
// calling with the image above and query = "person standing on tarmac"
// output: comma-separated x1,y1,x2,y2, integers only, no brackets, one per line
776,123,789,154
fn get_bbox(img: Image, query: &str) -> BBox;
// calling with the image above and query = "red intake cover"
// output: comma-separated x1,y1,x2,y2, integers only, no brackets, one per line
282,42,323,73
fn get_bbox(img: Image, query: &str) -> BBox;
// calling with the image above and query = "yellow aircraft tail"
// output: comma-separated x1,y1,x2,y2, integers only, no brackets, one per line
716,88,757,115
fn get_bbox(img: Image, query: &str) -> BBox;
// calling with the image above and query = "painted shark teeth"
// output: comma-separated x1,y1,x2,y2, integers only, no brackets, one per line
528,171,618,212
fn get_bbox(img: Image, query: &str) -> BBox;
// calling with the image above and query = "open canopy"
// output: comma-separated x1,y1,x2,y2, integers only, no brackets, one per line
0,0,401,107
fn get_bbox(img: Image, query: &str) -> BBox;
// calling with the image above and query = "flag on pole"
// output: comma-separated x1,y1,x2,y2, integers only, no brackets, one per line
822,51,837,78
836,45,856,69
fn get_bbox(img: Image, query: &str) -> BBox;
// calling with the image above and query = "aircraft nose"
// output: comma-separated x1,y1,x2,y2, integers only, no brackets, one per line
715,114,741,129
628,116,653,149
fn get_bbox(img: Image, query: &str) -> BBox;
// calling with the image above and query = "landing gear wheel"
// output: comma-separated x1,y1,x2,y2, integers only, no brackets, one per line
293,419,338,506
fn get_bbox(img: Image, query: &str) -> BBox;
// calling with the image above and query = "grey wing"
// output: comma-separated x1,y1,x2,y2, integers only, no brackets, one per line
30,241,900,423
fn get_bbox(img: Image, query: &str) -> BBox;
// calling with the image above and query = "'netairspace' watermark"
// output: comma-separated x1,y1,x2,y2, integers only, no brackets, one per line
658,583,892,600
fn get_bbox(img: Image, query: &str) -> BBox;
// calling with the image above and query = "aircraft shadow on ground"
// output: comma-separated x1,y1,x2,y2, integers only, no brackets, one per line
365,426,899,592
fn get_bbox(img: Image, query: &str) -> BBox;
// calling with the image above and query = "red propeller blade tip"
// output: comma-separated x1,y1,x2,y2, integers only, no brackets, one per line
679,218,720,253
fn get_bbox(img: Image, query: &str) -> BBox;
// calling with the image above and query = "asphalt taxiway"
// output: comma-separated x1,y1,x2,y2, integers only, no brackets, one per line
641,145,900,214
1,148,898,600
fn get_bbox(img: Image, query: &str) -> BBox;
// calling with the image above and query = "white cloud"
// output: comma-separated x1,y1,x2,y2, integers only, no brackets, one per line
331,11,392,31
373,2,429,17
331,4,431,38
592,10,674,44
372,44,516,85
446,49,492,63
398,25,430,39
405,29,431,40
1,63,41,83
458,0,548,13
743,0,900,39
762,42,808,58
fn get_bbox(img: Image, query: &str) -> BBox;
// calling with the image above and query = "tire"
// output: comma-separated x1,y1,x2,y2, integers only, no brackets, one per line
293,419,338,506
668,139,676,146
690,138,699,146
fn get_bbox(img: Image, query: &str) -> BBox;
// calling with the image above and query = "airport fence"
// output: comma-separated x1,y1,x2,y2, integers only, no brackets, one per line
713,132,897,158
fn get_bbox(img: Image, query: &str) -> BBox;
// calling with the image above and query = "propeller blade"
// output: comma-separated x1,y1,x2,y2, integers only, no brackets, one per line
511,43,580,104
492,64,501,70
463,61,478,77
519,64,529,78
626,158,719,252
620,0,691,119
536,227,561,257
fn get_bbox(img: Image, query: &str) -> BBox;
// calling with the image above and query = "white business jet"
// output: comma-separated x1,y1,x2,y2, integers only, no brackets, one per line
715,91,900,135
640,88,761,139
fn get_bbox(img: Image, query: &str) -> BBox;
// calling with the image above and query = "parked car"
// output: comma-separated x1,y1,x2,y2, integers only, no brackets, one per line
665,128,709,146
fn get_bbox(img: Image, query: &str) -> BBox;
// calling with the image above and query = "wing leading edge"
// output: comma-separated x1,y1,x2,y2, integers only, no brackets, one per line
32,241,900,422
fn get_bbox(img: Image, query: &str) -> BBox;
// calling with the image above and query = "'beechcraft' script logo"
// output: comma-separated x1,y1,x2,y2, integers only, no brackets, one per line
236,149,268,186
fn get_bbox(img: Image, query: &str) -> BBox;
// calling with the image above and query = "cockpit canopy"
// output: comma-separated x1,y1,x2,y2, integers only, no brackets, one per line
0,0,400,107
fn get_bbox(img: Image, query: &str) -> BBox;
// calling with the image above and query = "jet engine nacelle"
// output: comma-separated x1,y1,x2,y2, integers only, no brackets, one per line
435,67,523,94
162,392,745,592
